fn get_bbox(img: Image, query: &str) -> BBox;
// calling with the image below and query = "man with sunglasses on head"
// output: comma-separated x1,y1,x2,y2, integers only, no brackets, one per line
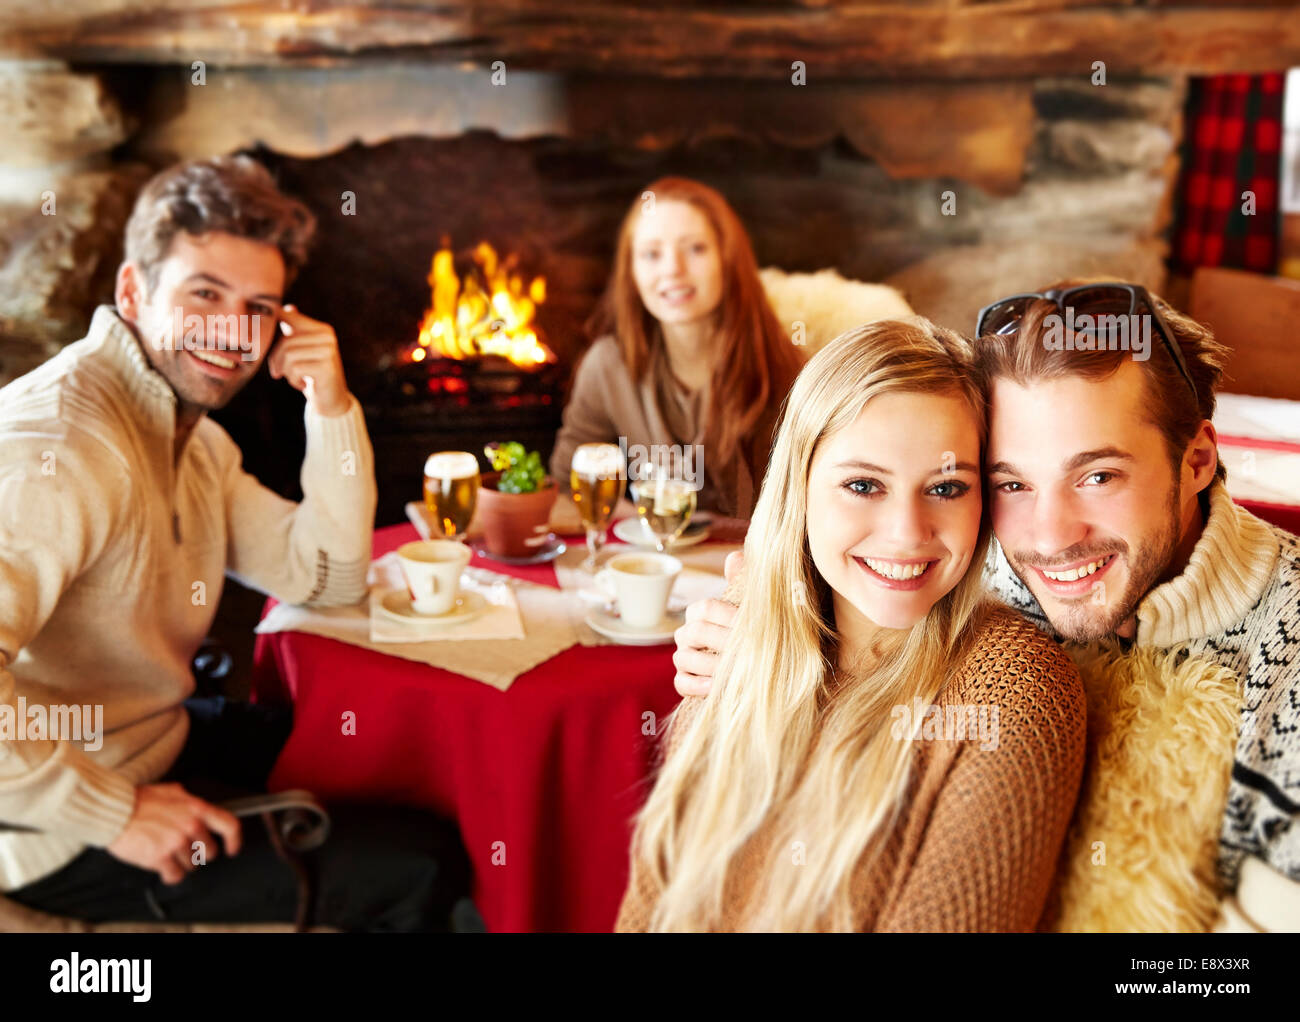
672,280,1300,932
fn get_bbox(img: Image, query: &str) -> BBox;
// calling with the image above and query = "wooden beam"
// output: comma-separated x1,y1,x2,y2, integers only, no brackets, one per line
1,2,1298,79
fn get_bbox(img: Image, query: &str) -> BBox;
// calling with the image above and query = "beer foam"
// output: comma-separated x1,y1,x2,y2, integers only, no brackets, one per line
571,443,624,478
425,451,479,479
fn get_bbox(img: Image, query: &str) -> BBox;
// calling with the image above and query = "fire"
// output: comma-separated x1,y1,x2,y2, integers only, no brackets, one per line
412,240,553,367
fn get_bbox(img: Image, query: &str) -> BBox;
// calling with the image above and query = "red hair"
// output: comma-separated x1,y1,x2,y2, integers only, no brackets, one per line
587,177,801,484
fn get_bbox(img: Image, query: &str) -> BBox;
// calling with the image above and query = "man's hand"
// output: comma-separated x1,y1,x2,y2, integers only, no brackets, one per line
673,550,743,698
268,304,352,417
105,783,242,885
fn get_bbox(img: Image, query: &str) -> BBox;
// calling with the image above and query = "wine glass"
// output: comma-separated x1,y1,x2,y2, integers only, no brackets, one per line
570,443,625,572
630,458,697,553
423,451,480,542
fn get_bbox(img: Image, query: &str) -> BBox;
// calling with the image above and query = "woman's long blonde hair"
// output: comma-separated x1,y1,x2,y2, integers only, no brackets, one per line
630,318,995,931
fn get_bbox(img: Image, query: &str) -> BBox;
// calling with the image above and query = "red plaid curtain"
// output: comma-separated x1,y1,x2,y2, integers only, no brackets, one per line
1173,72,1285,273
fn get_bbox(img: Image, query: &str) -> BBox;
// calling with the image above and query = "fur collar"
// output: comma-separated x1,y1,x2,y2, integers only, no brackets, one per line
1051,641,1241,931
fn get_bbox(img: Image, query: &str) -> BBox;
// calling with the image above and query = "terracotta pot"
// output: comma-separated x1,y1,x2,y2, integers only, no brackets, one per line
477,471,558,558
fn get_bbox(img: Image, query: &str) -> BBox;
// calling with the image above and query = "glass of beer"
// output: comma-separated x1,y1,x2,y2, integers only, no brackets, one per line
424,451,480,542
630,458,698,553
570,443,625,572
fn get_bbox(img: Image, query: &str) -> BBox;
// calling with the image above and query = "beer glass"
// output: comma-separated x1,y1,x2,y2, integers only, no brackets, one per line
570,443,625,572
424,451,480,541
630,458,697,553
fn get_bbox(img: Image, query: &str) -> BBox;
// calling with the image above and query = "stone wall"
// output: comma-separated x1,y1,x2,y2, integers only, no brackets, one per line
0,61,1184,385
0,65,152,382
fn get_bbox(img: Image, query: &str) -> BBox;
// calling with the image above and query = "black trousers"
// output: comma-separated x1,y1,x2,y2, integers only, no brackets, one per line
7,697,478,932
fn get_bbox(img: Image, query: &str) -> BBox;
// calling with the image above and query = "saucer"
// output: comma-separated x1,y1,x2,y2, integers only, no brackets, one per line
613,517,710,551
473,534,566,566
584,607,685,646
378,588,487,626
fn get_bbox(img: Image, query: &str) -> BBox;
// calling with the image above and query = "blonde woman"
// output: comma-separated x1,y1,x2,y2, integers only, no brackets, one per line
615,319,1087,932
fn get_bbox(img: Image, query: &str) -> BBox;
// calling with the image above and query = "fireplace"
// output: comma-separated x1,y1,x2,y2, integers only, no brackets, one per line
247,175,572,525
221,134,607,525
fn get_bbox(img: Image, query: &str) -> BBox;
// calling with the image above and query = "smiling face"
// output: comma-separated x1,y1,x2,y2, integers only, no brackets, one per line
806,390,984,644
630,199,724,329
118,230,285,413
987,360,1186,641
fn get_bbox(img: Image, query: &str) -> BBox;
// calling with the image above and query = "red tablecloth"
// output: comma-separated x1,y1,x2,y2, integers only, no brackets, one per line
251,524,684,933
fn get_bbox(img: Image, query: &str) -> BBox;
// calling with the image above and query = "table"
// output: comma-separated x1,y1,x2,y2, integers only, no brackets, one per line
250,523,687,933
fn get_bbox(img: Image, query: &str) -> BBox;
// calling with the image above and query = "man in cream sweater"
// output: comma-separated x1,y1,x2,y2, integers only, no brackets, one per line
0,156,471,930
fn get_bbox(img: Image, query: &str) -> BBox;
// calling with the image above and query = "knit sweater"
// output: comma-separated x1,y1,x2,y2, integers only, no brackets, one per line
986,481,1300,892
615,606,1088,931
0,305,376,890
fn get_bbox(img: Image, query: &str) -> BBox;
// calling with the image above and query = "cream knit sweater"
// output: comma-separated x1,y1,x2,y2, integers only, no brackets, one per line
0,306,376,890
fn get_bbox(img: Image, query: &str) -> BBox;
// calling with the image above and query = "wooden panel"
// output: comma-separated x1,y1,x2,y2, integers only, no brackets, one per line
1,2,1299,78
1189,267,1300,401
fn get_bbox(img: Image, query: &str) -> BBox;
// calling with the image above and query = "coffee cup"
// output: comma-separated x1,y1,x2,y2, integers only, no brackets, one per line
397,540,472,615
596,552,682,629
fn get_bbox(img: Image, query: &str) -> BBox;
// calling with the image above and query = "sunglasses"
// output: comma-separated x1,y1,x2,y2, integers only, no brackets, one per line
975,283,1198,404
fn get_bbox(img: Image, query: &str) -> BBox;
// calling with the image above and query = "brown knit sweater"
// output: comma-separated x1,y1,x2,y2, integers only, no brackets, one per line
615,606,1087,931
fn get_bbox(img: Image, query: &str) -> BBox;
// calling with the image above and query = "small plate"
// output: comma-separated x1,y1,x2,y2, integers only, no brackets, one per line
378,588,487,626
472,534,567,566
584,607,685,646
613,517,710,551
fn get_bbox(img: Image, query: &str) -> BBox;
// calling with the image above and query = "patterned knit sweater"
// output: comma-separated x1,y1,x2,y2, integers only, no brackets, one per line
615,606,1087,931
987,481,1300,892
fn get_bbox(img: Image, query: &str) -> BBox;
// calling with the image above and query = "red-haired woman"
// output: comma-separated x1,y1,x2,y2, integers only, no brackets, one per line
550,177,803,519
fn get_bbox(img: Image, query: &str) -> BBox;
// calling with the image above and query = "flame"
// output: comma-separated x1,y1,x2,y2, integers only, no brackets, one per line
412,240,553,367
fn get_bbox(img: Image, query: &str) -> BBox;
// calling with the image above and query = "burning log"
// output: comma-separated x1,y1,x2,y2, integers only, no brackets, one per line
410,240,553,369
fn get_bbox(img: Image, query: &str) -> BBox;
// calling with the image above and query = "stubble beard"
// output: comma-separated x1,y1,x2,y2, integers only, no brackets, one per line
1008,481,1183,643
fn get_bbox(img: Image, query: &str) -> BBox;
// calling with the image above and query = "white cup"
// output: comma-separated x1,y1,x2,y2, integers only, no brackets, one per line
597,552,682,629
397,540,472,615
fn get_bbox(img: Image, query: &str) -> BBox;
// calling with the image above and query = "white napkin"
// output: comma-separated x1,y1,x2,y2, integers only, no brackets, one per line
1215,392,1300,443
255,555,583,691
1213,393,1300,506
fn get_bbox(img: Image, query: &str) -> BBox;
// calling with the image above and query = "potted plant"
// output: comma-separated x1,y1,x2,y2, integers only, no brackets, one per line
476,441,557,558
